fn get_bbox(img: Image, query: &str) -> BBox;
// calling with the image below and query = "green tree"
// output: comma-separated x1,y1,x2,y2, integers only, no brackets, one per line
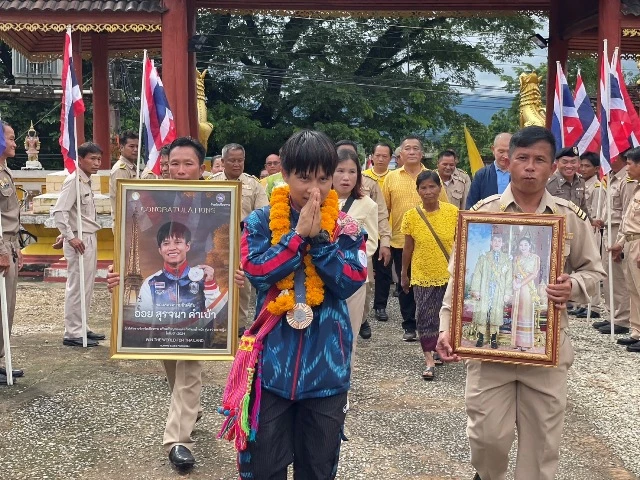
196,13,541,174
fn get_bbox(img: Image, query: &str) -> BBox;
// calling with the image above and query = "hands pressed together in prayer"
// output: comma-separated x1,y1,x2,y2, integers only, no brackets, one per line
295,188,322,238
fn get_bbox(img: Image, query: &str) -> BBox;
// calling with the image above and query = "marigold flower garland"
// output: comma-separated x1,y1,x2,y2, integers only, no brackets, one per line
267,185,339,315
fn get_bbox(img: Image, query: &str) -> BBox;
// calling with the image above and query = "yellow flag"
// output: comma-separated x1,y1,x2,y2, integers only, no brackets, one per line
464,126,484,175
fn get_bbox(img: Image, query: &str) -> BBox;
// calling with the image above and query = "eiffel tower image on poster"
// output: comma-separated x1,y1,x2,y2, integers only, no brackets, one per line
124,212,143,305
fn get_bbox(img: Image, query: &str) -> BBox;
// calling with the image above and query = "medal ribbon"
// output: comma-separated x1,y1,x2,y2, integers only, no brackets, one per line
293,265,307,304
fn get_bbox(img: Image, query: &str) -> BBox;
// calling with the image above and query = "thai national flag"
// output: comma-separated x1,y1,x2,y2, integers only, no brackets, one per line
551,63,582,153
141,57,176,176
599,47,614,176
574,72,601,154
58,26,85,174
612,52,640,148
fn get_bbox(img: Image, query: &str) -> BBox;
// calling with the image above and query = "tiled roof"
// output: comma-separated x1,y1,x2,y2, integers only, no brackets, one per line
623,0,640,15
0,0,164,13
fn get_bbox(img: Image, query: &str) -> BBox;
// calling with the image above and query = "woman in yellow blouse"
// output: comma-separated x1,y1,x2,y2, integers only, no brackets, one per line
401,171,458,380
334,149,379,349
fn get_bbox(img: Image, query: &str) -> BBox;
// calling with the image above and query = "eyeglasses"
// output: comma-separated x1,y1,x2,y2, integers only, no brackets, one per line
266,161,280,167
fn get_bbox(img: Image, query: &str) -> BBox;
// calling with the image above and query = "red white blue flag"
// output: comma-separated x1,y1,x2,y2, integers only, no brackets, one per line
551,63,582,152
141,57,176,175
573,72,601,154
612,51,640,148
599,47,614,176
59,26,85,174
0,113,5,157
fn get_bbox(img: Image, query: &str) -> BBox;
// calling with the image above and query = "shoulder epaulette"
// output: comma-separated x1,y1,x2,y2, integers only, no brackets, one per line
202,173,215,180
362,170,376,180
119,162,127,170
470,194,500,211
594,182,601,188
556,198,587,220
627,176,636,183
245,174,260,182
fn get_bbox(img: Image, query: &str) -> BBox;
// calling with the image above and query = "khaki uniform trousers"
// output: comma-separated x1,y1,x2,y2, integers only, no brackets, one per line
603,226,630,327
465,331,574,480
162,359,203,453
626,240,640,339
238,279,253,329
0,237,19,359
63,233,97,338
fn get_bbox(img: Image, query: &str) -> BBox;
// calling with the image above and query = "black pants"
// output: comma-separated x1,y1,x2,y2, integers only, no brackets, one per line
372,244,393,310
238,390,348,480
391,247,416,331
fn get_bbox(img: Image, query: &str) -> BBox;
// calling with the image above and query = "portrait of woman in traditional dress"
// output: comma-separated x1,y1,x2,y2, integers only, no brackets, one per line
510,237,540,351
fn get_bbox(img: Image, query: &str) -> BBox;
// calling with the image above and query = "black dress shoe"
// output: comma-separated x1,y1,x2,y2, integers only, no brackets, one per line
473,474,482,480
577,310,600,318
626,341,640,352
475,333,484,347
570,307,588,317
490,334,498,349
359,320,372,339
86,331,105,340
592,320,609,329
0,367,23,378
0,373,8,385
63,337,99,347
374,308,388,321
169,445,195,469
598,325,630,335
617,337,640,346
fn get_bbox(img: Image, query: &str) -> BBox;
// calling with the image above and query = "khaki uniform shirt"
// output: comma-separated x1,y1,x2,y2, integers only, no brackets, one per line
209,171,268,220
443,171,470,210
362,168,390,191
439,185,605,331
52,169,101,240
0,163,20,256
109,156,136,216
141,167,160,180
583,175,601,219
455,167,471,186
382,166,449,248
546,171,588,216
596,166,628,225
360,175,391,248
616,183,640,246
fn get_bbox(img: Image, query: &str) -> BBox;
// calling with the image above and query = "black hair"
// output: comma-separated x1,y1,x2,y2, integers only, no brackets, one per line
508,126,555,161
160,144,171,157
335,140,358,152
78,142,103,158
168,136,206,165
579,151,600,168
281,130,338,177
372,142,393,156
625,147,640,163
336,148,363,199
437,150,457,162
119,131,138,147
400,135,424,151
156,221,191,247
416,170,441,189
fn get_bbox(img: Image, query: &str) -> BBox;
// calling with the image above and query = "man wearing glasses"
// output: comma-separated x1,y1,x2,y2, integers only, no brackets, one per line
546,146,589,215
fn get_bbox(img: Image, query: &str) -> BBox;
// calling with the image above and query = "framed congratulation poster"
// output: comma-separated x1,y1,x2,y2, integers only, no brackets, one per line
451,211,565,367
110,180,241,360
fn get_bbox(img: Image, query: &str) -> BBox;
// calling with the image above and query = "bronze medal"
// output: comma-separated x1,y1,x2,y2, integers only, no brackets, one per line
286,303,313,330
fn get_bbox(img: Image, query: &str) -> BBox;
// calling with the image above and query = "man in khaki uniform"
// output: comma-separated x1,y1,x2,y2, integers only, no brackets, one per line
52,143,104,347
546,146,589,215
109,131,138,216
210,143,268,332
141,144,170,180
592,155,632,334
437,126,605,480
610,147,640,351
437,149,470,209
0,121,23,383
337,141,392,336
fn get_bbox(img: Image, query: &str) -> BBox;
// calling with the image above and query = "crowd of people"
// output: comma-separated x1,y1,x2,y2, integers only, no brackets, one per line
0,118,636,479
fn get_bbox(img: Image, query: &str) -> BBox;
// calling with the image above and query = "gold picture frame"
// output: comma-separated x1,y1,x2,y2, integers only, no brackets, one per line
110,180,241,360
451,211,565,367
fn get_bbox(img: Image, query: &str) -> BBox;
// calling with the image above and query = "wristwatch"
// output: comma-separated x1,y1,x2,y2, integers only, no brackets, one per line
309,229,330,245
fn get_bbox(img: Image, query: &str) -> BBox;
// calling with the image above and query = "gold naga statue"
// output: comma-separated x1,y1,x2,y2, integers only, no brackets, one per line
196,69,214,149
519,72,546,128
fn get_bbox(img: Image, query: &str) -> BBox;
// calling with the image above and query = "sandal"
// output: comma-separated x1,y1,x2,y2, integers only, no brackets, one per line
421,366,435,381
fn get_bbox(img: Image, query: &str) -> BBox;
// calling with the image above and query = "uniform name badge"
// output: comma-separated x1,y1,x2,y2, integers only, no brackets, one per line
188,267,204,282
286,267,313,330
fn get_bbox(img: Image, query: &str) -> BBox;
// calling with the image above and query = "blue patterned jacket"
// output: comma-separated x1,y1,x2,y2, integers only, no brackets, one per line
241,205,368,400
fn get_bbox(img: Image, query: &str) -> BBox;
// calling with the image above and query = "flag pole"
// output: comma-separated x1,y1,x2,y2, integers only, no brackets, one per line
557,61,565,147
67,25,88,348
604,40,616,342
0,113,13,386
136,50,147,179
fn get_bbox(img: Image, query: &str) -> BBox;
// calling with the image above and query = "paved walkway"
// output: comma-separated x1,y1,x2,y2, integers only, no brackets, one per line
0,282,638,479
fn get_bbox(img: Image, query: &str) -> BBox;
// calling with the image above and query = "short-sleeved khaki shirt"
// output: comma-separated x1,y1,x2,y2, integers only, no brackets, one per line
209,171,269,220
546,171,588,216
109,156,136,215
0,163,20,256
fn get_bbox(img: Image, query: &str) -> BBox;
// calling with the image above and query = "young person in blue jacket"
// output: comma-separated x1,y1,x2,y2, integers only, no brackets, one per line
239,129,368,479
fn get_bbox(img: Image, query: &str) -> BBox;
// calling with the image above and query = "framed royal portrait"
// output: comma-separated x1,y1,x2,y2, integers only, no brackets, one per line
451,212,565,367
110,180,241,360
